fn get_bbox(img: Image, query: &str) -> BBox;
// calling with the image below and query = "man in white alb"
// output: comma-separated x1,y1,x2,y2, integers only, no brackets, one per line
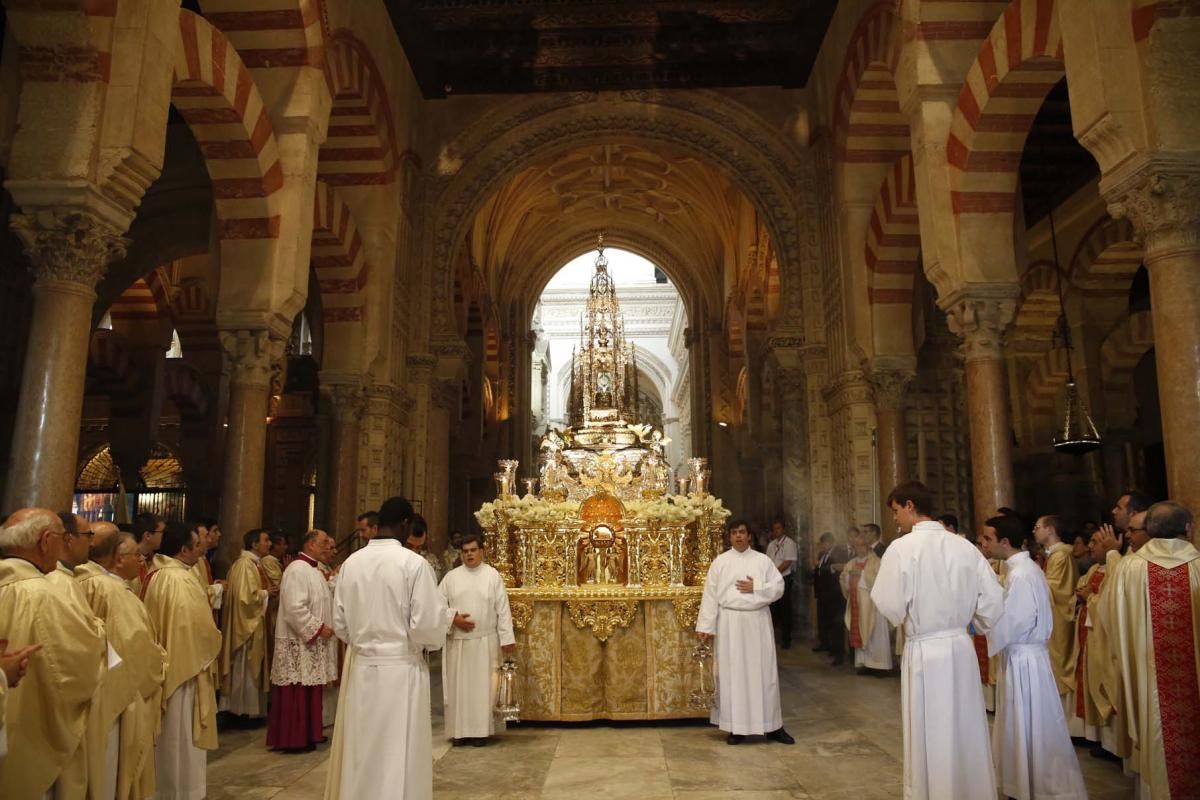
981,513,1087,800
439,532,515,746
324,496,453,800
765,518,798,649
696,519,794,745
870,481,1004,800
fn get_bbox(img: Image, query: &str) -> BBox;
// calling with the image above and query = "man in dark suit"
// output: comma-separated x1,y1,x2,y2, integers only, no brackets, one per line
864,523,886,558
812,530,849,664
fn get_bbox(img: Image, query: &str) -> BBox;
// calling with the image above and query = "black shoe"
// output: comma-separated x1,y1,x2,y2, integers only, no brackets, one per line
726,734,746,745
452,738,465,747
1089,746,1121,762
767,728,795,745
469,738,487,747
831,657,845,666
1070,736,1094,747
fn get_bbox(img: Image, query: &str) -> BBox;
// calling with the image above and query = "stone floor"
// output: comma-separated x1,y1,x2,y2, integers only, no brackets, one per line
206,647,1135,799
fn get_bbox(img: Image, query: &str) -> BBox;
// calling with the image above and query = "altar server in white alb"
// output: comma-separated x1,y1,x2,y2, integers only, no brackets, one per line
439,531,516,746
870,481,1004,800
324,496,453,800
696,519,794,745
981,513,1087,800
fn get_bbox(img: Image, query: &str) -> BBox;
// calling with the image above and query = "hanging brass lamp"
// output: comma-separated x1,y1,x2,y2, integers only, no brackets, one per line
1045,201,1102,456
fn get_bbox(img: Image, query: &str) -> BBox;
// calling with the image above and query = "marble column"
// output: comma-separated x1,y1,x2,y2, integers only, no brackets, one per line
945,293,1017,534
5,211,127,511
1107,166,1200,511
327,382,365,546
217,329,283,570
870,366,916,542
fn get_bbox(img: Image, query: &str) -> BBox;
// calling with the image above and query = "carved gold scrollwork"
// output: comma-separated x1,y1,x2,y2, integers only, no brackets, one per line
671,597,701,631
566,600,638,642
510,599,533,631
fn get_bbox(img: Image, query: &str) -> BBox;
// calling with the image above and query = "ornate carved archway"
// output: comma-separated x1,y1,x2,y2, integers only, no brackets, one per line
422,91,821,350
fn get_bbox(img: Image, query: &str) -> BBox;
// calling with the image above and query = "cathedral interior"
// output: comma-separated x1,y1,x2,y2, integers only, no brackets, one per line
0,0,1194,580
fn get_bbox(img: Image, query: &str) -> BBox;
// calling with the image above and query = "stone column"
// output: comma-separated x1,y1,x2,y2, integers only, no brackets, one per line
217,329,283,570
1107,165,1200,511
870,366,916,542
5,211,127,510
424,381,456,555
327,382,365,545
945,292,1017,534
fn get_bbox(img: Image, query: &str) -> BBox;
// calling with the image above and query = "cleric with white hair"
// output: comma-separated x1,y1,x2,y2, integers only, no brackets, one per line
0,508,107,798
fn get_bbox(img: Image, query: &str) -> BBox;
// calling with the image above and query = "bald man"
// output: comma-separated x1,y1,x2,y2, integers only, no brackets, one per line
76,524,167,799
0,508,106,798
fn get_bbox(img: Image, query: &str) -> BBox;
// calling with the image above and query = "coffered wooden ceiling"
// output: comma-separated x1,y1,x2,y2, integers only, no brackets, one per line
384,1,839,97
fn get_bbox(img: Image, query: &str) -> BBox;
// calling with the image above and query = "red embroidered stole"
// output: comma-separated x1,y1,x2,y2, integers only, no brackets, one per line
848,561,863,649
1075,568,1105,717
1147,561,1200,799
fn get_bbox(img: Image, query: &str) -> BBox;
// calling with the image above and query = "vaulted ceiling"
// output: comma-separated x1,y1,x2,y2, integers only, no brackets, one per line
385,0,839,97
464,141,757,313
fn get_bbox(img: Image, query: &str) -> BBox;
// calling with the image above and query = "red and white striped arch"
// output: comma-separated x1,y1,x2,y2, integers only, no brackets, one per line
865,154,920,308
172,9,284,241
725,301,746,359
1012,260,1062,345
200,0,326,72
830,3,908,165
311,180,369,324
171,279,221,359
946,0,1065,216
108,274,168,325
1100,310,1154,426
1023,344,1070,442
1069,216,1144,298
88,329,140,400
320,32,399,186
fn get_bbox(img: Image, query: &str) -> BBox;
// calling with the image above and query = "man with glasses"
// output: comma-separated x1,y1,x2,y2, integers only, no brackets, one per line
0,508,106,798
130,512,166,596
75,523,166,799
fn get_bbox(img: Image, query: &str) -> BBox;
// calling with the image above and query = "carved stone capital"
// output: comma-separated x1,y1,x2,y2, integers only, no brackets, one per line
869,369,917,411
942,290,1017,364
330,383,366,424
406,352,437,384
822,370,874,412
10,210,128,290
1105,159,1200,257
219,329,285,389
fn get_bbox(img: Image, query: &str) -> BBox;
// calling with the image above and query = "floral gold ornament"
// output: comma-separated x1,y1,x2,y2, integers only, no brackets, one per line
566,600,639,642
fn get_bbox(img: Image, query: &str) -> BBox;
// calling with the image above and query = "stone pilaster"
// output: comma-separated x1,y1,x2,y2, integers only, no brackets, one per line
217,329,285,570
4,210,128,511
326,382,366,547
943,288,1018,533
823,369,877,531
1106,160,1200,510
869,363,916,541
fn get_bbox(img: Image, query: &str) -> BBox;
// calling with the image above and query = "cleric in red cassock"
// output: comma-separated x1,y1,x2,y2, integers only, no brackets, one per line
266,529,339,751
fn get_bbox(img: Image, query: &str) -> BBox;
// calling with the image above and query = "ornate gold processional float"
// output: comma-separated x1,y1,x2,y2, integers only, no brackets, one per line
476,237,729,721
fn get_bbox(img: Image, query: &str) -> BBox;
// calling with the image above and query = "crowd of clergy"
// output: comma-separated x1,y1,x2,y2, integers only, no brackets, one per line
832,481,1198,800
0,497,513,800
1,475,1197,800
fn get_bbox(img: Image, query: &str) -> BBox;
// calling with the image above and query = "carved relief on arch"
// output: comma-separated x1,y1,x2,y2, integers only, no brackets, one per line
423,92,813,344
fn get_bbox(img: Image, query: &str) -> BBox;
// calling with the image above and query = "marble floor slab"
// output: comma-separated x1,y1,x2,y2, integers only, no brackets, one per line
205,647,1134,799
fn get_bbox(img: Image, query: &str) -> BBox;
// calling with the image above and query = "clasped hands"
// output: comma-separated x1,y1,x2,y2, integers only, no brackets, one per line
452,613,516,654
